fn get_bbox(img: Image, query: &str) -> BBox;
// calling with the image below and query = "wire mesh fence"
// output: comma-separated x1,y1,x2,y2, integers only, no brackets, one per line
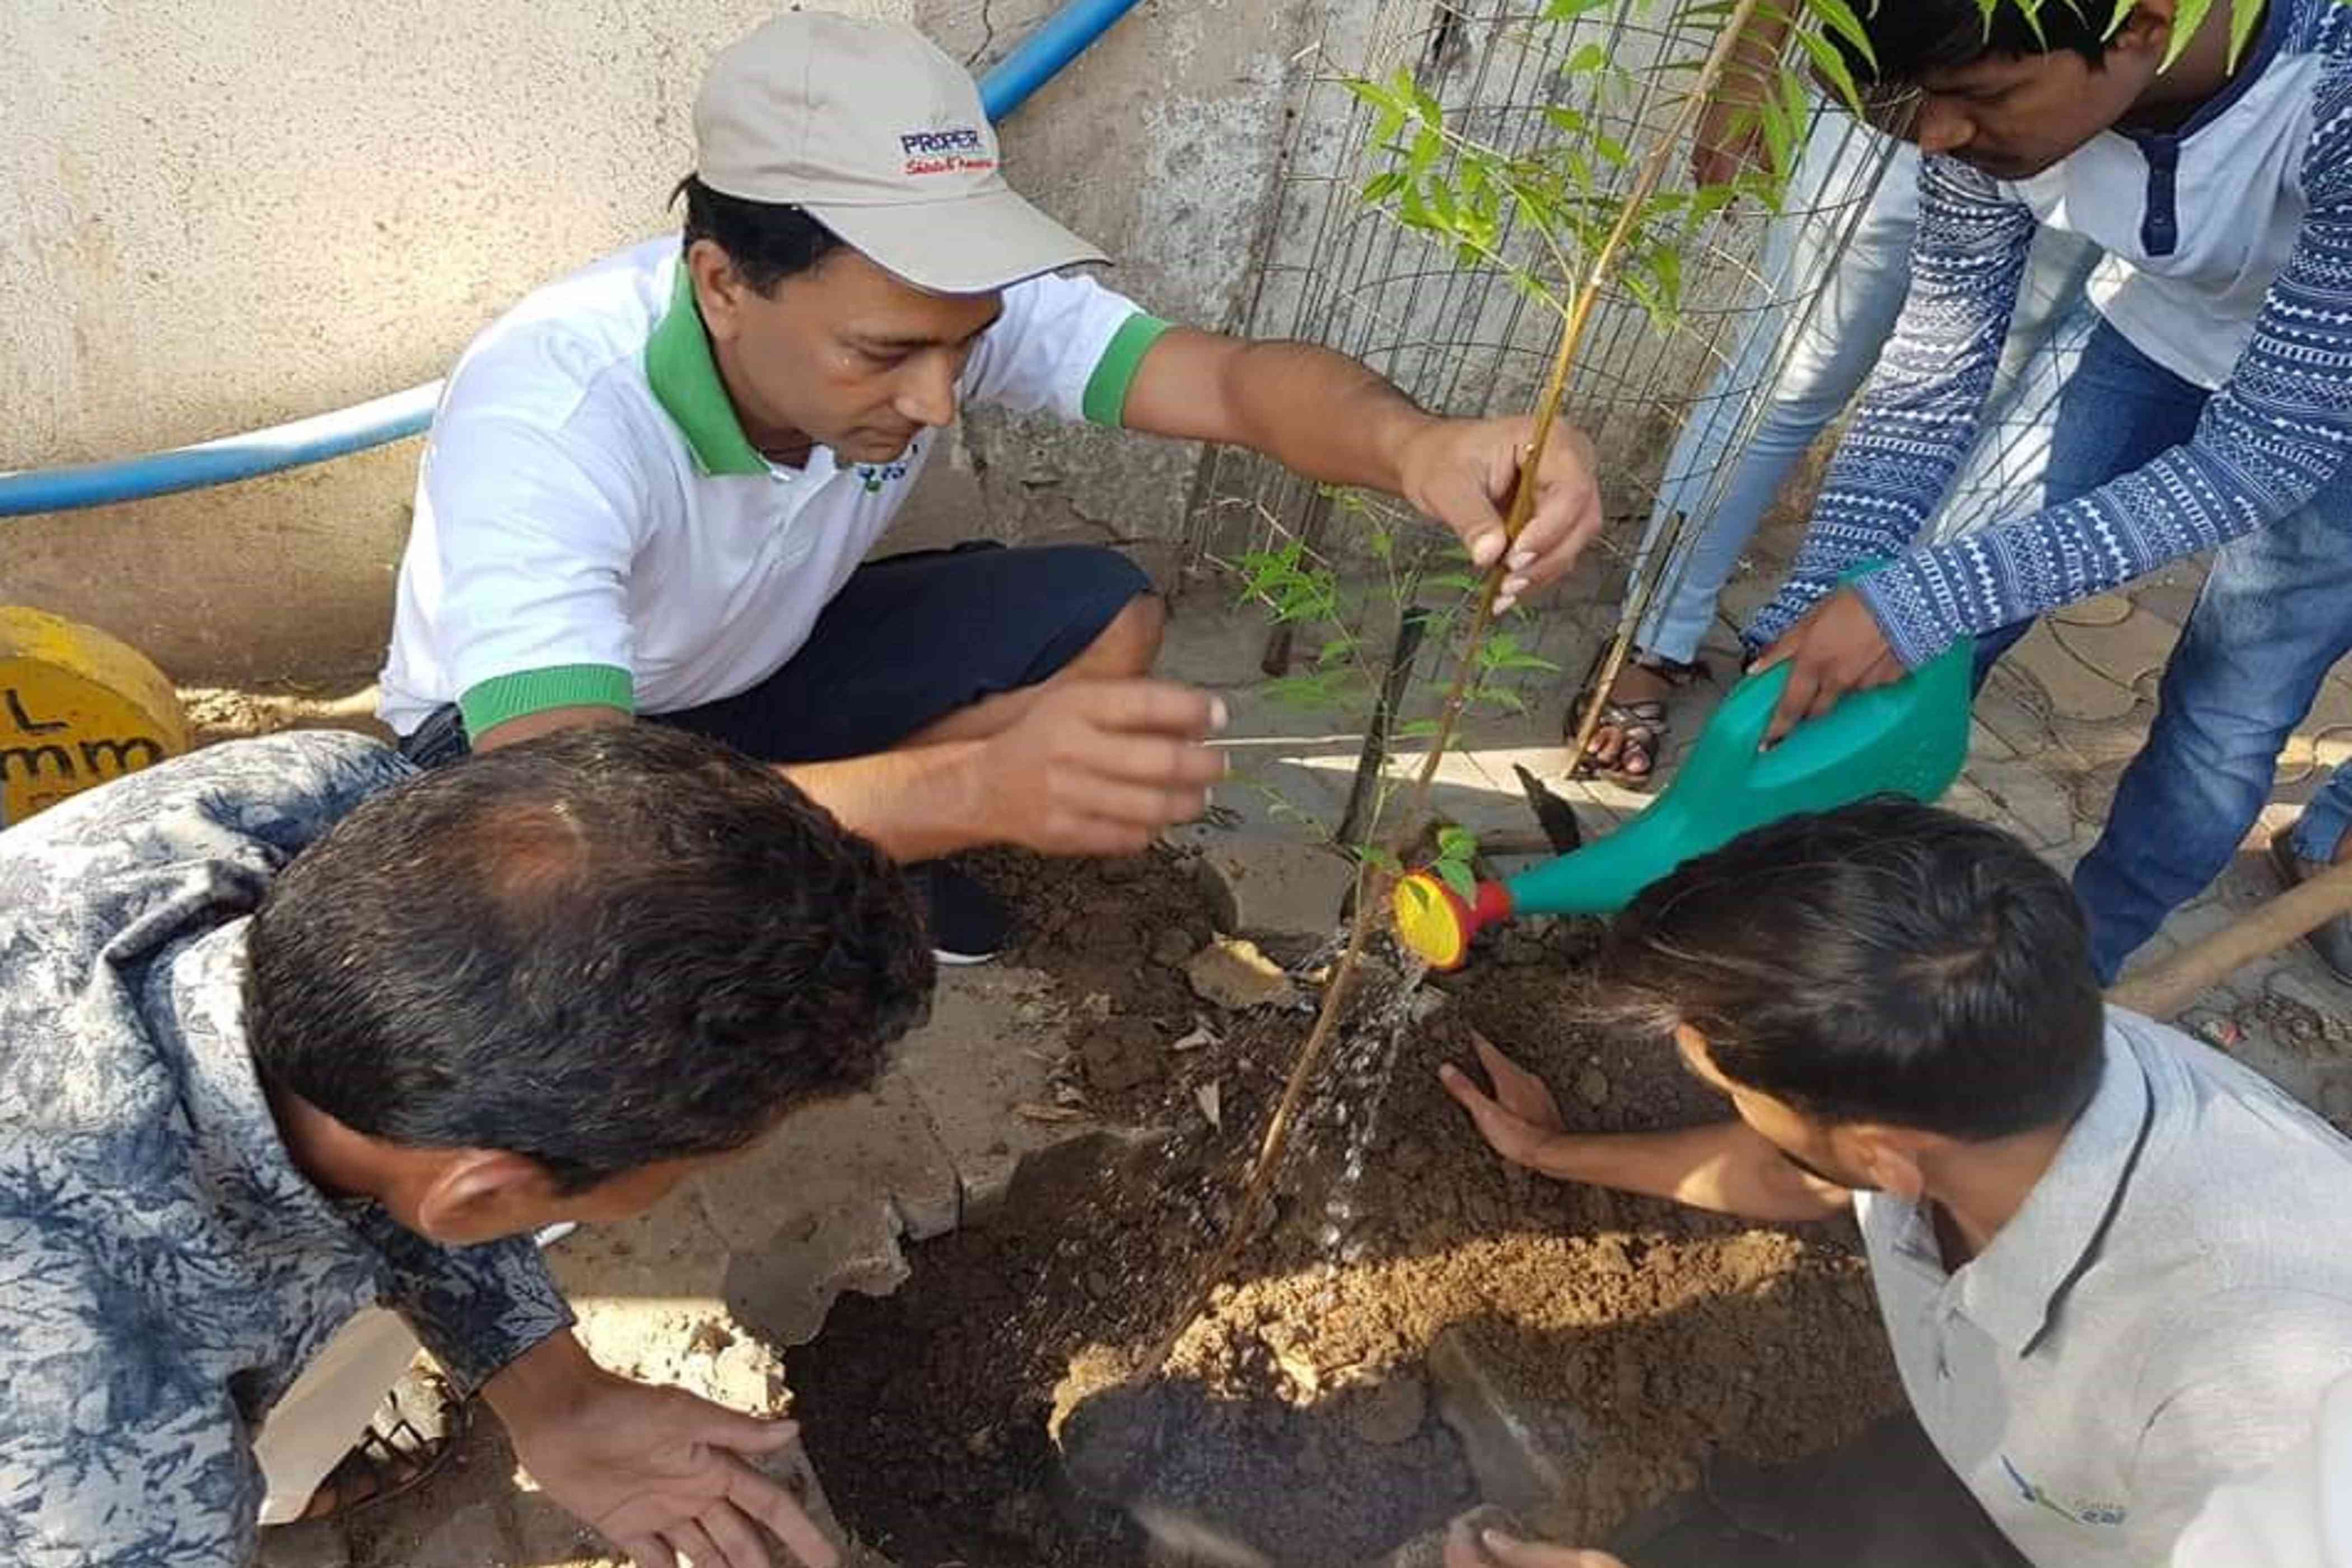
1186,0,2099,701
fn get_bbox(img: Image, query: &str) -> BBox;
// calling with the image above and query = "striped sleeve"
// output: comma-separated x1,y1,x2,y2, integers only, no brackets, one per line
1842,52,2352,666
1744,154,2037,653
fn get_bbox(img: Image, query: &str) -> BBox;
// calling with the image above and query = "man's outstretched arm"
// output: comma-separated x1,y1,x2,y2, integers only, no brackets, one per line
1440,1033,1851,1223
1120,329,1605,614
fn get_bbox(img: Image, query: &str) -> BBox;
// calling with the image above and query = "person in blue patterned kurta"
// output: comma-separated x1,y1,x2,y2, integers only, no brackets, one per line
0,724,932,1567
1741,0,2352,984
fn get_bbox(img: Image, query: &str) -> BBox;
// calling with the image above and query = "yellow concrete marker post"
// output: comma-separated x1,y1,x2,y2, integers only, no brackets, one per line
0,607,188,829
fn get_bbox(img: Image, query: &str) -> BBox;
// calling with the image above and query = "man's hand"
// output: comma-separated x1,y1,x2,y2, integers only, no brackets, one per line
1393,415,1604,613
1751,587,1907,746
1438,1031,1566,1170
1444,1516,1626,1568
486,1333,838,1568
975,679,1229,856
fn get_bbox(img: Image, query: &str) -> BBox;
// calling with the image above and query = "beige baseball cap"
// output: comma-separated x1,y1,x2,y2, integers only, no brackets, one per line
693,12,1108,295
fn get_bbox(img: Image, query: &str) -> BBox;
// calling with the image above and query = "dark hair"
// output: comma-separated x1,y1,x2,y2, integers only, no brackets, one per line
674,173,845,294
1594,800,2104,1140
246,725,934,1192
1838,0,2113,90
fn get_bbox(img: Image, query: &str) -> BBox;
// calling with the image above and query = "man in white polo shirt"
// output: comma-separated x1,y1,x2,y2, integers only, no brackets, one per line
379,12,1602,959
1441,801,2352,1566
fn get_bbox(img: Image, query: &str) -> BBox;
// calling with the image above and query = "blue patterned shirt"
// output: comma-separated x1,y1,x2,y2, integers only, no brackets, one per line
1749,0,2352,664
0,734,573,1567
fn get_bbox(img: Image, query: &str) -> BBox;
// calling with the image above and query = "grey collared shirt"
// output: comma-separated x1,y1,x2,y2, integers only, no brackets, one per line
1860,1008,2352,1565
0,734,572,1568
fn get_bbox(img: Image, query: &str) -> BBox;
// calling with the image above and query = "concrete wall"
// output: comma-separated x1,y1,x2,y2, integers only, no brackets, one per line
0,0,1312,687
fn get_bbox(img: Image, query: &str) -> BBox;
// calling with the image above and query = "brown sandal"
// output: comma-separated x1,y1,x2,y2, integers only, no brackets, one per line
290,1368,470,1523
1567,651,1712,788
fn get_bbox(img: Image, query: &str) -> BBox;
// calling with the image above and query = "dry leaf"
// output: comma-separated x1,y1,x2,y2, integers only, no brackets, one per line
1194,1082,1223,1128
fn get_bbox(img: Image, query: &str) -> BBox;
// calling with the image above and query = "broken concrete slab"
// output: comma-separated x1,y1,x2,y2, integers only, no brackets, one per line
1427,1326,1586,1520
1186,834,1356,939
703,1069,959,1346
892,963,1107,1226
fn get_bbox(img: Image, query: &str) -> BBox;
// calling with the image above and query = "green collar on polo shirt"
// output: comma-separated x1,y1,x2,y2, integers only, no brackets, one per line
644,263,770,478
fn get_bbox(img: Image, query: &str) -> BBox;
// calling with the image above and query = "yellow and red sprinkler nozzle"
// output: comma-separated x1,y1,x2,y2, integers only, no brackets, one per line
1392,873,1516,970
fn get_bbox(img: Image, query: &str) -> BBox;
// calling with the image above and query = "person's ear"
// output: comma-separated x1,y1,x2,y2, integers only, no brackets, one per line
411,1149,558,1245
688,237,755,346
1842,1126,1928,1201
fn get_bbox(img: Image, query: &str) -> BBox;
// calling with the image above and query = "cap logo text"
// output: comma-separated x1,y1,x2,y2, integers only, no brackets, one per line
899,125,995,177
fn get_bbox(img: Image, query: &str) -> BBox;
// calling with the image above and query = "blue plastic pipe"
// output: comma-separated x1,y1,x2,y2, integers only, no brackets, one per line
977,0,1144,119
0,0,1146,519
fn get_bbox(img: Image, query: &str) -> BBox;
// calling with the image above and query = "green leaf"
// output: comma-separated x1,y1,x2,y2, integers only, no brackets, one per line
1435,858,1479,901
1565,41,1607,73
1795,24,1867,119
1408,125,1443,179
1422,571,1487,596
1542,106,1587,137
1801,0,1876,70
1469,685,1530,715
1436,825,1478,861
1651,243,1682,313
2225,0,2264,69
2161,0,2214,67
1361,170,1406,204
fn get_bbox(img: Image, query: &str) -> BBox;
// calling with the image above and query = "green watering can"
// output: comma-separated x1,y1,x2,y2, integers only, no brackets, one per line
1393,626,1976,969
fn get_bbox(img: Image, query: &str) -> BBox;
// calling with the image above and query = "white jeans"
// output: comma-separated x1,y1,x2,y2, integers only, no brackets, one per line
253,1308,424,1525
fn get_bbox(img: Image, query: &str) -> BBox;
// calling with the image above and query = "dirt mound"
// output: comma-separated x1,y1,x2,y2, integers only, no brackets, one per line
791,852,1901,1567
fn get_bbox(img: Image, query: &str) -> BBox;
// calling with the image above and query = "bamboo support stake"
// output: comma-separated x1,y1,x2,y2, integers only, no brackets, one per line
1399,0,1771,840
1136,861,1379,1379
1137,0,1779,1389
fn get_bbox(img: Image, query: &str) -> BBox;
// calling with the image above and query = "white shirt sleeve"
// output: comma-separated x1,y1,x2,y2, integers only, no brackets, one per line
960,270,1161,424
2173,1373,2352,1568
416,410,647,730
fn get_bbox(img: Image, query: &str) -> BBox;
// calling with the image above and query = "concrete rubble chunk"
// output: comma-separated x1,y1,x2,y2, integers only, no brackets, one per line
700,1068,958,1346
1187,837,1356,940
1427,1326,1586,1519
1186,936,1299,1011
893,964,1105,1226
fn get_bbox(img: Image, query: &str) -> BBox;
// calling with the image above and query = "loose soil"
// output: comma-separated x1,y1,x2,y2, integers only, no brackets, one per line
794,849,1902,1568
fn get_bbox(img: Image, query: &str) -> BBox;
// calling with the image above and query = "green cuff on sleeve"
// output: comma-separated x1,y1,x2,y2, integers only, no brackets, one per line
1081,313,1175,427
458,664,635,738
